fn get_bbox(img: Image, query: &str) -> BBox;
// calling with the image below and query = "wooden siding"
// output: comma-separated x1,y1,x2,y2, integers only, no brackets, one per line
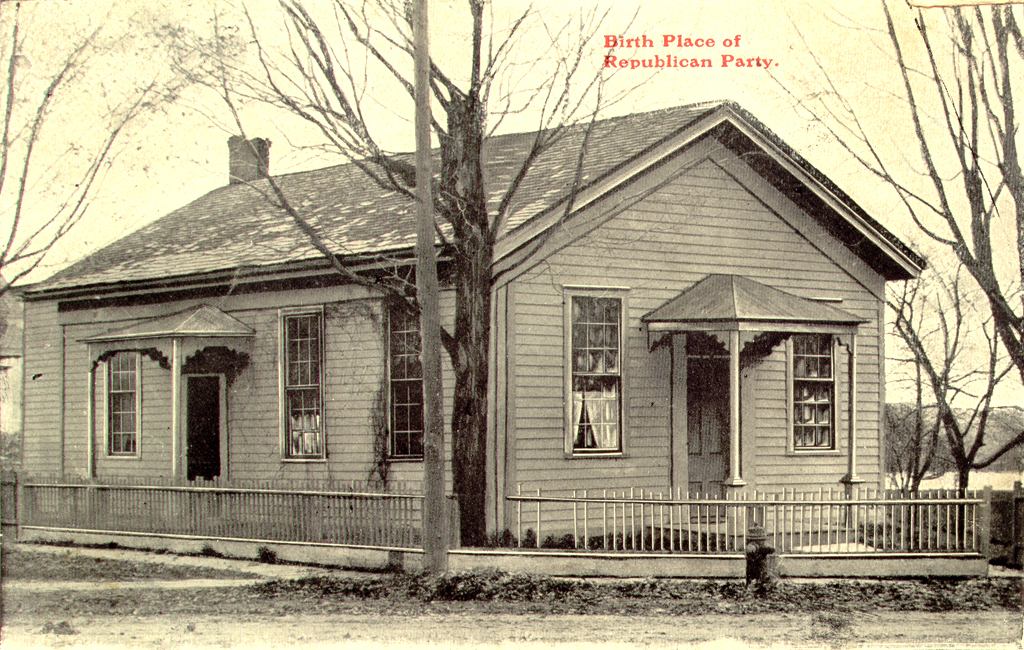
23,285,455,490
21,301,61,475
502,154,887,504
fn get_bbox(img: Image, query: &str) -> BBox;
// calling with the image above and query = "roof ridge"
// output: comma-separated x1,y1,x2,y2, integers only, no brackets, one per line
23,101,923,297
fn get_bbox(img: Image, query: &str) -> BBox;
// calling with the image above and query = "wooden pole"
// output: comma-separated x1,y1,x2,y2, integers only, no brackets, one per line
86,345,95,479
725,330,745,487
171,339,181,478
414,0,448,574
842,333,863,487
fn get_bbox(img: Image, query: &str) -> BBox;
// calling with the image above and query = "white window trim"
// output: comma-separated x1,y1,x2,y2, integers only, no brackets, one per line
104,351,142,459
563,286,629,458
386,307,425,462
278,306,327,462
786,335,843,456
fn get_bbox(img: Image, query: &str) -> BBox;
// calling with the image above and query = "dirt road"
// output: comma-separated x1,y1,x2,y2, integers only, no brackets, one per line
2,610,1021,649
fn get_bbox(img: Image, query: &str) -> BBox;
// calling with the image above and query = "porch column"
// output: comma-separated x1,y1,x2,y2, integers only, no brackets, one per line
171,338,181,477
841,333,864,486
724,330,745,487
86,344,95,479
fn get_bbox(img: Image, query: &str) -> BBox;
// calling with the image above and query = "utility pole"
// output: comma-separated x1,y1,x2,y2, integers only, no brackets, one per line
413,0,448,574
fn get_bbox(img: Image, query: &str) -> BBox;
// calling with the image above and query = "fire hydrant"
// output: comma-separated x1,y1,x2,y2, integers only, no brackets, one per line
745,523,779,591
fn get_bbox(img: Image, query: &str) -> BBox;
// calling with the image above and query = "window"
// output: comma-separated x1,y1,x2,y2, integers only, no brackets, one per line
107,351,139,456
283,311,324,458
569,295,622,453
388,309,424,459
792,334,834,450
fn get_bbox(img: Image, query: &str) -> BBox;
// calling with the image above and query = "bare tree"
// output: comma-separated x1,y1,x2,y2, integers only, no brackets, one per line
186,0,640,545
889,265,1020,490
779,3,1024,386
0,3,201,297
776,2,1024,491
885,389,944,492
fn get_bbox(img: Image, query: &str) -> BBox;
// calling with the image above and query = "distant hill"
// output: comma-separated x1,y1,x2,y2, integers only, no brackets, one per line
886,403,1024,474
984,406,1024,472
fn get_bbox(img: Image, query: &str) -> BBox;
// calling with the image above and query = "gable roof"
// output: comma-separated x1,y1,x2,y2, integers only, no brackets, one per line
24,101,923,299
643,274,866,333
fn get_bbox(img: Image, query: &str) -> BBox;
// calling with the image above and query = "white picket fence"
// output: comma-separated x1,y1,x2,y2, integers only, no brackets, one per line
508,486,991,555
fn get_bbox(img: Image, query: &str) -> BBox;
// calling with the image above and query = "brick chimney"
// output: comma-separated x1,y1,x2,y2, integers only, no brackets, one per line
228,136,271,185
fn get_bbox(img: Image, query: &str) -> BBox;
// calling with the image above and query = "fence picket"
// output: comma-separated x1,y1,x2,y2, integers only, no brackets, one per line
9,477,990,558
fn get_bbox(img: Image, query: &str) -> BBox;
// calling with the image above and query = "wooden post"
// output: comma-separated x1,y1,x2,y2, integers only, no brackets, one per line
725,330,745,487
1014,481,1023,567
86,347,95,479
413,0,448,574
979,485,992,559
58,327,65,478
171,339,181,477
14,472,23,539
842,334,863,486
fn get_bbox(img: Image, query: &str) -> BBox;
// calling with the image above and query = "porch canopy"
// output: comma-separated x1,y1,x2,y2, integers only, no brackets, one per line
80,304,255,478
82,303,254,343
641,275,868,488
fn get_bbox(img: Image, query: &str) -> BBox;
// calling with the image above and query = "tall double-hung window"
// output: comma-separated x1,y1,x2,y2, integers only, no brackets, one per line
107,351,139,456
282,310,324,459
568,294,623,453
791,334,835,450
388,309,424,459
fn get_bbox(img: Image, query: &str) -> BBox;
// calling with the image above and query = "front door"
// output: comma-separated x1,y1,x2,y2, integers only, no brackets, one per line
186,374,221,481
686,334,729,496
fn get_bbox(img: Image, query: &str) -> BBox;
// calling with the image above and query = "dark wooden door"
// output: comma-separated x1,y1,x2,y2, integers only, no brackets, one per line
186,375,221,481
687,347,729,497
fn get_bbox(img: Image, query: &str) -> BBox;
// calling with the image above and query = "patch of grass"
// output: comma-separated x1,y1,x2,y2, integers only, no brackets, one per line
249,570,1022,614
1,547,256,582
811,610,854,639
198,544,223,558
256,546,277,564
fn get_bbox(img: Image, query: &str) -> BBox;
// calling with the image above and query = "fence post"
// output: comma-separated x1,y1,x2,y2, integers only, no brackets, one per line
979,485,992,559
1014,481,1023,567
14,472,23,539
447,493,461,549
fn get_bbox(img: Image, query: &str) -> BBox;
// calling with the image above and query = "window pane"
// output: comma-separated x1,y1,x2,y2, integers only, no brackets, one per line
792,335,835,449
389,309,424,458
570,296,622,453
284,313,323,457
108,351,137,455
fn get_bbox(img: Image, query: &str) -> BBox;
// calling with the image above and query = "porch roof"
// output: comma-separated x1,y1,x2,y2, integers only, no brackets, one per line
642,274,866,334
81,304,254,343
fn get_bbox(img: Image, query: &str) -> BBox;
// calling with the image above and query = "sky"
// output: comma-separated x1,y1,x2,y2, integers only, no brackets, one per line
4,0,1022,406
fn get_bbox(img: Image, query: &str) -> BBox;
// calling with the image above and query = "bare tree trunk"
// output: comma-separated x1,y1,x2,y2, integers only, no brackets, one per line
957,467,970,492
450,225,493,548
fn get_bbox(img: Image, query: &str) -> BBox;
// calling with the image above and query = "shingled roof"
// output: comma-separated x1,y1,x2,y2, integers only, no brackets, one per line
27,101,923,297
643,274,866,330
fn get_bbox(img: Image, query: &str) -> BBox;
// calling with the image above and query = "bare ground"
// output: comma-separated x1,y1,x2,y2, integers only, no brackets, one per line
1,544,1021,649
1,609,1021,649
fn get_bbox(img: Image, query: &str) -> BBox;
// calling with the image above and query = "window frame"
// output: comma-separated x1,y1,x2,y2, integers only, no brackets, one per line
104,350,141,458
278,306,326,461
563,286,629,457
786,334,842,455
387,307,425,461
